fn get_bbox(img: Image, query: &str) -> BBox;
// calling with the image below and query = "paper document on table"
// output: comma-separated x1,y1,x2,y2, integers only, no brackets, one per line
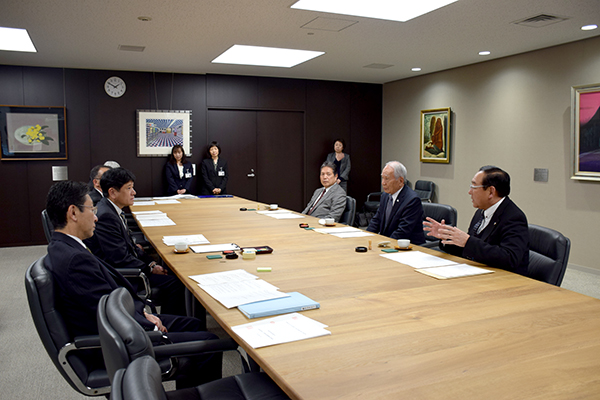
134,211,175,227
200,279,288,308
380,250,458,269
329,231,375,238
155,199,181,205
163,234,209,246
416,264,494,279
189,243,240,254
189,269,257,285
133,200,155,206
313,227,360,234
256,210,291,215
232,313,331,348
266,213,304,219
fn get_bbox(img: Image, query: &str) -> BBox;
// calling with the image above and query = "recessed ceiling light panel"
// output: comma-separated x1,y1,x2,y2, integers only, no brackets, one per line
581,24,598,31
479,51,491,56
411,67,422,71
0,27,36,52
291,0,459,22
212,45,324,68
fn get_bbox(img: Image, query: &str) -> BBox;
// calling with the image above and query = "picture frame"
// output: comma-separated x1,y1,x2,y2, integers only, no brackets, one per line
420,108,451,164
571,83,600,181
136,110,192,157
0,105,67,161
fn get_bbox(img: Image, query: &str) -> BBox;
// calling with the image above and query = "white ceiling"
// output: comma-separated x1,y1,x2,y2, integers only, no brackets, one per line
1,0,599,84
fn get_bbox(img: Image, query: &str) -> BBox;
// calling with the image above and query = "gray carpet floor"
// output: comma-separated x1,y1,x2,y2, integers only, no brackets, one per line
2,244,598,398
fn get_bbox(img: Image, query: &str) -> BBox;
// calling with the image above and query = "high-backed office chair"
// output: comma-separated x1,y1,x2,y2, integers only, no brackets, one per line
97,287,242,386
414,180,435,202
41,209,54,243
339,196,356,226
363,192,382,213
527,224,571,286
421,203,458,249
110,355,289,400
25,256,111,396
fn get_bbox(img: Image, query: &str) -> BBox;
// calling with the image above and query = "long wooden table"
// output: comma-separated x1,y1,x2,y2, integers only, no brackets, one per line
133,196,600,399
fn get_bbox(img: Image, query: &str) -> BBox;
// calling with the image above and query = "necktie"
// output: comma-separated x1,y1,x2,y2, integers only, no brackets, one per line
473,211,485,235
119,211,128,229
308,188,326,215
384,195,394,228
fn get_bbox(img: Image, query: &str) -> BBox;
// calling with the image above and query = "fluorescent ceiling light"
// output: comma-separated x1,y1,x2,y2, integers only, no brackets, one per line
581,24,598,31
212,45,324,68
411,67,422,71
0,27,36,52
291,0,459,22
479,51,491,56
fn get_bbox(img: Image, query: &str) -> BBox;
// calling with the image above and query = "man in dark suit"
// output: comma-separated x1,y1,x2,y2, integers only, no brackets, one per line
423,165,529,275
367,161,426,244
302,161,347,222
45,181,221,388
88,164,111,205
85,167,187,316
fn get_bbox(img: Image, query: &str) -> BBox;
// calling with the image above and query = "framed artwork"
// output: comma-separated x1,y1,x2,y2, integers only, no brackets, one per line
571,83,600,181
420,107,451,164
136,110,192,157
0,105,67,160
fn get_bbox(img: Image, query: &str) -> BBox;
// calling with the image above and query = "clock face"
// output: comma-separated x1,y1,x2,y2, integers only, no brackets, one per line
104,76,126,98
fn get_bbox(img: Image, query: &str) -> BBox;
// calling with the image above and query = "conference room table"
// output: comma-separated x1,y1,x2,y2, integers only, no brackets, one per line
132,196,600,399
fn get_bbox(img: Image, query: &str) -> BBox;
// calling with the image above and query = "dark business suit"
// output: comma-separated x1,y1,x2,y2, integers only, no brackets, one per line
47,232,221,387
165,161,193,195
200,158,228,195
441,196,529,275
85,197,186,316
88,187,103,206
302,183,347,222
367,186,426,244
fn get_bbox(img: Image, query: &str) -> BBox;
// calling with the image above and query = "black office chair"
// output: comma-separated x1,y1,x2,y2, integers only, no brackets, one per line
41,209,54,243
527,224,571,286
414,180,435,202
421,203,458,249
97,287,243,386
25,256,111,396
110,355,289,400
338,196,356,226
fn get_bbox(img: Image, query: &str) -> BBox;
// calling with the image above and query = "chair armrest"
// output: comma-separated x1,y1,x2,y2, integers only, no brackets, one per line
72,335,101,349
118,268,143,277
153,338,238,359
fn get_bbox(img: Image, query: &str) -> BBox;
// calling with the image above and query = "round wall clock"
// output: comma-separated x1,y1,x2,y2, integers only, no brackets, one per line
104,76,126,98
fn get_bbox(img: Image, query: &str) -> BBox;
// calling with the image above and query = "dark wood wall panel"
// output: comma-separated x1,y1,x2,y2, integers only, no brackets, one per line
0,66,381,247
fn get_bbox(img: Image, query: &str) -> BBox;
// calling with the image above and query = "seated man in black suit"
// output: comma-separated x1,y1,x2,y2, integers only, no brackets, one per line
302,161,347,222
84,167,187,317
367,161,426,244
423,165,529,275
45,181,221,388
88,164,111,206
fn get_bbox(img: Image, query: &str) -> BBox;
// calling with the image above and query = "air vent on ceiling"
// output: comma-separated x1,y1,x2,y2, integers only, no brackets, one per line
513,14,569,28
118,45,145,52
364,63,393,69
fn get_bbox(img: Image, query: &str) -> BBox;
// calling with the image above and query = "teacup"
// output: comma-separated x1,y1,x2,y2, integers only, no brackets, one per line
397,239,410,249
324,218,335,226
270,204,278,210
175,242,188,252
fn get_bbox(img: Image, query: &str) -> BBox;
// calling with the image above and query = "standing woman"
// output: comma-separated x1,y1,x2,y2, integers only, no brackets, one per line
165,145,193,195
326,138,351,192
200,141,228,195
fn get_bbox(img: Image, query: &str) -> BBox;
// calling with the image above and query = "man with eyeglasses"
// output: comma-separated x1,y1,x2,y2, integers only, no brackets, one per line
45,181,222,388
423,165,529,275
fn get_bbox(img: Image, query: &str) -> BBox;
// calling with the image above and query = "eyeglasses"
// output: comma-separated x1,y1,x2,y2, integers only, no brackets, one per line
78,204,98,215
469,184,487,190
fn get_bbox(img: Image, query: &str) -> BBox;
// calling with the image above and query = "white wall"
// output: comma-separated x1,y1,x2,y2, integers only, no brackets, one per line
383,35,600,271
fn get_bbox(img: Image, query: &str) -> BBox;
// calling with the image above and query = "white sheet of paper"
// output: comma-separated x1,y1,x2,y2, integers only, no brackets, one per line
232,313,331,348
199,279,287,308
131,210,163,215
256,210,291,215
189,243,240,254
163,234,209,246
133,201,155,206
313,227,360,234
137,217,176,227
155,199,181,205
266,213,304,219
329,231,375,238
380,250,458,269
189,269,257,285
415,264,494,279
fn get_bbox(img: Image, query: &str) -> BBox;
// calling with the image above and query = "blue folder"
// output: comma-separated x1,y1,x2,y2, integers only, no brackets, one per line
238,292,320,319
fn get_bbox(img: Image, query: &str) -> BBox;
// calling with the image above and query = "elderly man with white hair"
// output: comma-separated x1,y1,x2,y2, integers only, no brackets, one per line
367,161,426,244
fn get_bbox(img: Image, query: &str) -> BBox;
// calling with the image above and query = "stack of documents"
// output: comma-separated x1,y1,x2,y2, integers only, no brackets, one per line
381,250,493,279
131,210,176,227
256,210,304,219
189,243,239,254
189,269,289,309
162,234,209,246
313,226,374,238
232,313,331,348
